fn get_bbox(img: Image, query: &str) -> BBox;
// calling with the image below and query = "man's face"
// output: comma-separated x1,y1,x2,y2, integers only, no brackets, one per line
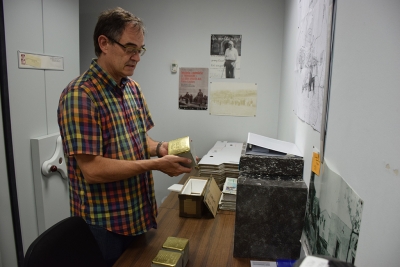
105,24,145,83
228,43,233,49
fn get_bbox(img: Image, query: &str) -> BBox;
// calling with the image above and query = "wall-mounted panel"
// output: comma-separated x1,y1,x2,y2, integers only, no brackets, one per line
31,133,69,234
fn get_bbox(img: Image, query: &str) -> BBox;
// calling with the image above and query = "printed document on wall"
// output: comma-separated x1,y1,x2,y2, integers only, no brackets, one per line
209,34,242,79
179,68,208,110
209,82,257,117
294,0,333,132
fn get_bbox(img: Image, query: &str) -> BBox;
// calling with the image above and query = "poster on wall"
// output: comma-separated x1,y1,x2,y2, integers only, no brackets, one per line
301,159,363,264
209,82,257,117
295,0,334,133
209,34,242,79
179,68,209,110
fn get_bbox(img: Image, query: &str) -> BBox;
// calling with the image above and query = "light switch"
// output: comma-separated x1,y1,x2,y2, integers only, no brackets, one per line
171,61,178,73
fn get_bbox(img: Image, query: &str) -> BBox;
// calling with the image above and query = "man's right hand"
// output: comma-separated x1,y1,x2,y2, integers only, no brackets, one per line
157,155,192,177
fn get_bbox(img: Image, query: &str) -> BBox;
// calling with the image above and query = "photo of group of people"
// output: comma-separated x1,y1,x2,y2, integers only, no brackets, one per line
178,68,208,110
179,89,208,110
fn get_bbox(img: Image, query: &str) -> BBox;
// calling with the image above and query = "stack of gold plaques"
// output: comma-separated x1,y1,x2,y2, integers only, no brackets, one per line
168,136,198,169
151,249,182,267
162,237,189,267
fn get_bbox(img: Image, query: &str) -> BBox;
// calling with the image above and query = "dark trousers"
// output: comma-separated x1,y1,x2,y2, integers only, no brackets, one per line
88,224,138,267
225,60,235,78
309,73,315,92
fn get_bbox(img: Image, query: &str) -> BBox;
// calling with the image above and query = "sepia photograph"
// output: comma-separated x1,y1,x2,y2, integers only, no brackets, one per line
209,82,257,117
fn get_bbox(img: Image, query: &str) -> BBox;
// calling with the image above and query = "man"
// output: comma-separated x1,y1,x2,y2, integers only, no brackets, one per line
57,7,192,266
224,40,238,78
196,89,203,107
308,57,317,93
184,91,190,103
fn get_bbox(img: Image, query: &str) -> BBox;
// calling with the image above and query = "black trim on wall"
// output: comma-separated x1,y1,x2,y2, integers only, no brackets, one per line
321,0,337,163
0,0,24,266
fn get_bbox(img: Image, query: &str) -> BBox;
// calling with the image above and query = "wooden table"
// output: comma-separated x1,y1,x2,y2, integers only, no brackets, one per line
113,170,253,267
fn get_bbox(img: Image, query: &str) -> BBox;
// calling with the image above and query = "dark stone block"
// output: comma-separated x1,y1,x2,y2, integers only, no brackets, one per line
239,154,304,177
239,172,303,182
239,144,304,178
234,176,308,260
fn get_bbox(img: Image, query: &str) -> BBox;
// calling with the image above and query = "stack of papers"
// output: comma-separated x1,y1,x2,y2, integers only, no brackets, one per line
198,141,243,188
218,177,237,211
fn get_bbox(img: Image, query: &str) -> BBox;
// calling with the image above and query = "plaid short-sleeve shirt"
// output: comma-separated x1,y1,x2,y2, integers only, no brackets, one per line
57,59,157,236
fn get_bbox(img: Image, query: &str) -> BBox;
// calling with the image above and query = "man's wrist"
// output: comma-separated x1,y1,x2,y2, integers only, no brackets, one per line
156,141,164,158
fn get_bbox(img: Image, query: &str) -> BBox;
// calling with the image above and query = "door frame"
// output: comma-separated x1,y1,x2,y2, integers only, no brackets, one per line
0,0,24,265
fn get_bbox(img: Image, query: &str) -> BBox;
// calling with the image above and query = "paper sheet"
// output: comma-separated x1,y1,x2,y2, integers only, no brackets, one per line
247,132,302,157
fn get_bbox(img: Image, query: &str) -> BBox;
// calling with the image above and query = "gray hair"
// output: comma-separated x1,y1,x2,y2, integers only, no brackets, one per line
93,7,145,57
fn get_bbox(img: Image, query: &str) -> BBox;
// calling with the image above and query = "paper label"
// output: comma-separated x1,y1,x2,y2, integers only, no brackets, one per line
311,152,321,175
250,261,277,267
18,51,64,70
25,54,42,68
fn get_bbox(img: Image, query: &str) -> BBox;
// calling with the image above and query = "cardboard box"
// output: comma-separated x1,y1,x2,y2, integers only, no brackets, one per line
151,249,182,267
162,237,189,267
178,176,221,218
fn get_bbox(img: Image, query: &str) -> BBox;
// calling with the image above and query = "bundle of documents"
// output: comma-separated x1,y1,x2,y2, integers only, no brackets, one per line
198,141,243,189
218,177,237,211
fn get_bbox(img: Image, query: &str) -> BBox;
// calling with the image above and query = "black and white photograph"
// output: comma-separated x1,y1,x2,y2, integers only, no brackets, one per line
301,160,364,264
210,34,242,79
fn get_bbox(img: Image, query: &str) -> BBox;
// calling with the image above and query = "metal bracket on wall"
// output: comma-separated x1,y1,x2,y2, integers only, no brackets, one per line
41,136,67,179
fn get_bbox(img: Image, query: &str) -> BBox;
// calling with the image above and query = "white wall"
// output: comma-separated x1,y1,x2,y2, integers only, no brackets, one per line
2,0,79,265
0,95,16,267
279,0,400,265
79,0,286,205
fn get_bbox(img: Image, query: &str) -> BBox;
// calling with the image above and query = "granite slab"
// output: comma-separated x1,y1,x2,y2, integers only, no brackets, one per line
239,144,304,177
234,176,308,260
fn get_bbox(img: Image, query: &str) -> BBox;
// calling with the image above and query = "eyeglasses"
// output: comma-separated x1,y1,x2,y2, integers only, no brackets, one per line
107,37,146,56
